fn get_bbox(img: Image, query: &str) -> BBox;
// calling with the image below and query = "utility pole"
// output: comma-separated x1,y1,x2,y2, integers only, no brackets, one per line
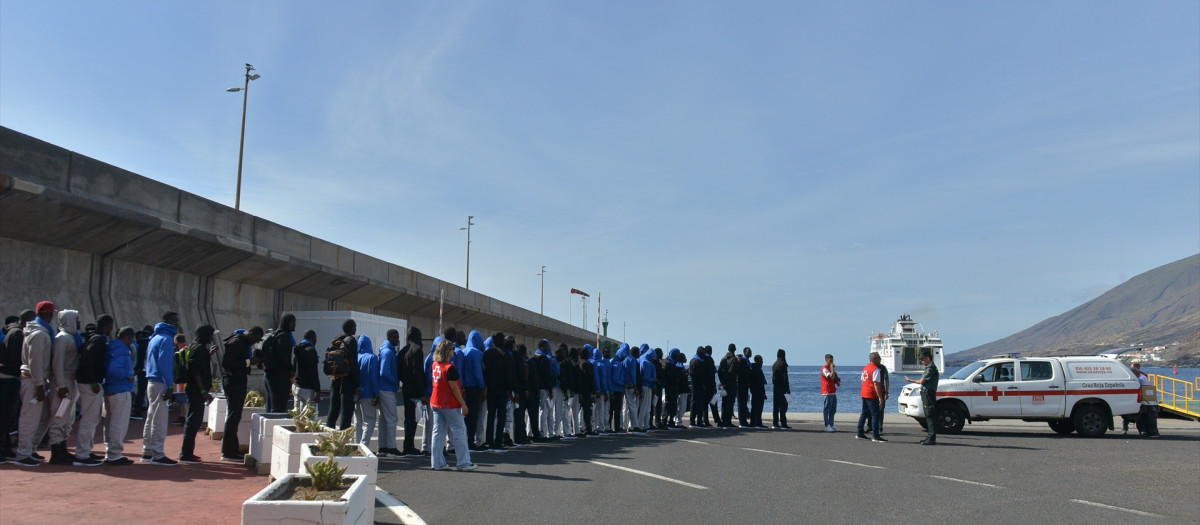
538,265,546,315
459,216,474,289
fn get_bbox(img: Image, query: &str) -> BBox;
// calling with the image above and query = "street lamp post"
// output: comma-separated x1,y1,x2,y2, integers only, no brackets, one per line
226,63,260,211
538,265,547,315
459,216,474,289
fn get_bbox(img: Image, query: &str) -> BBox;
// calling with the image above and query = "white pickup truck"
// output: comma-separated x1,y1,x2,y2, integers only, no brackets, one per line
897,355,1142,437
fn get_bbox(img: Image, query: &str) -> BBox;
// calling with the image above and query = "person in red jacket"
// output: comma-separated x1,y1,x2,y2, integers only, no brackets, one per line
855,352,886,442
429,340,475,471
820,353,841,432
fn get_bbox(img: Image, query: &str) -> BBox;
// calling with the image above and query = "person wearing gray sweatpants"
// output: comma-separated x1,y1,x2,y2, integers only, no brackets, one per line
140,313,180,466
74,315,113,465
103,327,137,466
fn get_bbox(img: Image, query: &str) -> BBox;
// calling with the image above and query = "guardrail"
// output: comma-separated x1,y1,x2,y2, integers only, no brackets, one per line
1149,374,1198,420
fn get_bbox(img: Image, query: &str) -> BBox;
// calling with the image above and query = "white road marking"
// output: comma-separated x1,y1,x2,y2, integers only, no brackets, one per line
588,461,709,490
928,475,1000,488
675,439,710,445
741,447,797,457
827,459,885,469
376,487,428,525
1069,499,1163,518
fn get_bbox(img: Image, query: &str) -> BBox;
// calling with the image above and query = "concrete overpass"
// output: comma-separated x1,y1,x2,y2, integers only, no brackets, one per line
0,126,611,350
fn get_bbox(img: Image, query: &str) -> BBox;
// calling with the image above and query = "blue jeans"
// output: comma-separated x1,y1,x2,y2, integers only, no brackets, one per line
857,397,881,438
431,407,472,469
822,394,837,428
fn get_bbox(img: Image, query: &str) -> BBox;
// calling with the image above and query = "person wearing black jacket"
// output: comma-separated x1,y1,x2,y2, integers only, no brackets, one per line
482,332,509,451
509,339,530,446
180,325,215,463
73,315,113,465
652,348,666,429
772,349,791,429
560,346,579,438
704,346,721,425
261,314,296,413
736,347,753,427
718,344,739,427
501,336,518,446
575,348,596,436
1,311,34,460
292,330,321,411
687,347,708,427
397,326,424,456
749,354,767,428
663,349,682,428
220,326,263,461
326,320,360,431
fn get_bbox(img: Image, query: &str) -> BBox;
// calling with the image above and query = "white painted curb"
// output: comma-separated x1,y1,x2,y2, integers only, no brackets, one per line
375,487,427,525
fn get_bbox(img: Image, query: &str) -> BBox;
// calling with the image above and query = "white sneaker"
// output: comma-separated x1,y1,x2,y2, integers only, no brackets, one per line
824,425,833,432
830,425,840,432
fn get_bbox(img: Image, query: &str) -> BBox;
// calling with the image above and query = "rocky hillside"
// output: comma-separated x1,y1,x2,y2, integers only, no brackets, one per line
950,254,1200,365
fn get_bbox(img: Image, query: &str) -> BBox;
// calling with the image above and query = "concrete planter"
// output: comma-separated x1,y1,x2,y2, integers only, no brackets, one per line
270,425,328,481
242,473,370,525
300,443,378,492
248,412,292,475
237,406,266,450
206,395,227,437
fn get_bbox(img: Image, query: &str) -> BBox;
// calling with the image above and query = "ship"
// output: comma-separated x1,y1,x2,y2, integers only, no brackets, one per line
869,314,945,375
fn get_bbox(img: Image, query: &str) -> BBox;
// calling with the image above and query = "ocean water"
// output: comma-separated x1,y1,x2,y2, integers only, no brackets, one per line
751,365,1200,416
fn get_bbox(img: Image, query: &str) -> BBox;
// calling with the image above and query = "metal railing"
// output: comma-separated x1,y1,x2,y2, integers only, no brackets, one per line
1149,374,1198,418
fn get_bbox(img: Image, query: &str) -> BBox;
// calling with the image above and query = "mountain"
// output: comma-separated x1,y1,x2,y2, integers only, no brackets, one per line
949,254,1200,365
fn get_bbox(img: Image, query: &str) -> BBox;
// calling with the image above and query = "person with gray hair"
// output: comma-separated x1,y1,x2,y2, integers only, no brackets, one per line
855,351,886,442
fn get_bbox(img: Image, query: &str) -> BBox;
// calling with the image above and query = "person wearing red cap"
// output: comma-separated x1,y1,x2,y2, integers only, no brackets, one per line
14,301,56,467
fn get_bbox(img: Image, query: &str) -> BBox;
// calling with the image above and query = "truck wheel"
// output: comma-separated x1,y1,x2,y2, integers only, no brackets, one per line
917,418,928,431
1072,404,1108,438
933,405,965,434
1047,418,1075,435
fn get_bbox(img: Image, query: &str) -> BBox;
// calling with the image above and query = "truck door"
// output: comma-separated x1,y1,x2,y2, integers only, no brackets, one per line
1018,360,1064,417
971,361,1021,417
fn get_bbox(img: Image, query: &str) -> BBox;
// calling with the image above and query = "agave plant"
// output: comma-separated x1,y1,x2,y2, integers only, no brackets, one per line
314,428,357,457
289,402,322,432
244,390,265,408
304,456,348,492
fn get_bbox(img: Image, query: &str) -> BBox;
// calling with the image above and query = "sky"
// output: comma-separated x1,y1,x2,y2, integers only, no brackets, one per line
2,1,1197,364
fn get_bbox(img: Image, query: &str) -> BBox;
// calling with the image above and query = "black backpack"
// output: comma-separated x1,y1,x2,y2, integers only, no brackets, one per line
323,336,355,378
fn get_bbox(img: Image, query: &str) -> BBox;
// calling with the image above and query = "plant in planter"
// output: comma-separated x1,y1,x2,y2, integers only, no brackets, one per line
270,402,330,480
300,427,378,491
244,390,266,408
242,460,370,525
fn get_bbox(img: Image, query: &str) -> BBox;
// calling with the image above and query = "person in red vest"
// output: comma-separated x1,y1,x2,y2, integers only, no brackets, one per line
855,352,886,442
429,339,476,471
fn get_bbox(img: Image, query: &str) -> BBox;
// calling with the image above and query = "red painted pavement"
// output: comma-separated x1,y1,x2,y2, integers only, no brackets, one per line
0,413,270,525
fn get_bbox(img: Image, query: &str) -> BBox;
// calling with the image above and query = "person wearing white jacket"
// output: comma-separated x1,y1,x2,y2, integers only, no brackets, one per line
47,310,86,465
14,301,56,467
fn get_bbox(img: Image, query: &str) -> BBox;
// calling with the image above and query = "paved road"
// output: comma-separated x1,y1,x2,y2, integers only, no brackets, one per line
374,415,1199,524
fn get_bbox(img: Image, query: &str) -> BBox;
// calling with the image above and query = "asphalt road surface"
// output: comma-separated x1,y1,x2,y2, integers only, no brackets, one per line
374,415,1200,524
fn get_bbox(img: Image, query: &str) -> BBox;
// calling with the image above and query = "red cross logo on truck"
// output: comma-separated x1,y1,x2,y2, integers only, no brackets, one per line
988,386,1002,401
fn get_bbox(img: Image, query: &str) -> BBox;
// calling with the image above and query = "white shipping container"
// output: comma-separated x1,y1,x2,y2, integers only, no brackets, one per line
290,311,408,392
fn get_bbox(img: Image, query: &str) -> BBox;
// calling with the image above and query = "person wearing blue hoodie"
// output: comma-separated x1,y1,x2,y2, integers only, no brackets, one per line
459,330,486,451
377,329,401,457
355,334,380,450
535,340,557,439
102,326,137,466
637,345,657,432
607,344,626,433
141,312,180,466
664,348,685,428
590,346,610,433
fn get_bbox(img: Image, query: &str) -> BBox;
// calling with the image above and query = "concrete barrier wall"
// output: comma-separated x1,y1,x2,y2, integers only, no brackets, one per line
0,126,611,351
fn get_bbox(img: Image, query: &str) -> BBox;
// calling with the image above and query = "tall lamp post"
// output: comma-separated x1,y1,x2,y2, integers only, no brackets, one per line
226,63,260,211
459,216,474,289
538,265,547,315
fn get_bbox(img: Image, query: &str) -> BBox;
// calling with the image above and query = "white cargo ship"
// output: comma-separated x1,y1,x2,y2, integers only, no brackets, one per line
869,314,945,375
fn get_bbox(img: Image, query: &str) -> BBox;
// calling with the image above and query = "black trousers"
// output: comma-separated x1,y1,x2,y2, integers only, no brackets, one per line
485,389,508,447
772,390,789,427
691,386,708,424
464,386,483,447
326,377,356,430
737,387,750,425
403,396,420,452
653,390,663,426
579,395,593,433
609,391,624,432
922,391,937,441
264,373,291,413
181,385,204,458
750,391,765,427
525,391,541,438
513,398,528,443
0,377,18,455
221,380,246,457
720,389,736,426
665,390,679,424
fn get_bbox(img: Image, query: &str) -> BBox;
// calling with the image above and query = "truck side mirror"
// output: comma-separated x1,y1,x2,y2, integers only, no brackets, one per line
972,375,983,383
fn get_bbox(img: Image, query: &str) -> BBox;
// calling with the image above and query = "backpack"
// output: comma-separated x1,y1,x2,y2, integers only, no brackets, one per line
323,336,355,378
174,344,193,385
258,332,279,372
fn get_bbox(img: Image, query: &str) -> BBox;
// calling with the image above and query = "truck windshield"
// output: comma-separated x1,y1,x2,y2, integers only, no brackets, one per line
948,361,986,380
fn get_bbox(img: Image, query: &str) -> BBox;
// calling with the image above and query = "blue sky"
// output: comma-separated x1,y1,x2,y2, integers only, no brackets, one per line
3,1,1197,364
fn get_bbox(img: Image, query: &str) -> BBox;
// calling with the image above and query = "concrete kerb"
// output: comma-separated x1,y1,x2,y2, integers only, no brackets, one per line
375,487,428,525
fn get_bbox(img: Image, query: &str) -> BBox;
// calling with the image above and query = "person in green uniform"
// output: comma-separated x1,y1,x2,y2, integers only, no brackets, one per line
906,350,938,445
